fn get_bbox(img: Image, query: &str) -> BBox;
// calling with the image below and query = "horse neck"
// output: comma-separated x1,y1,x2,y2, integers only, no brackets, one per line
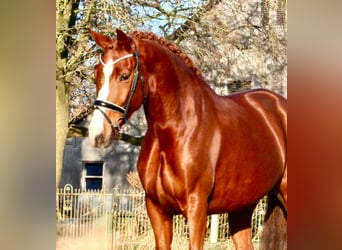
139,42,215,128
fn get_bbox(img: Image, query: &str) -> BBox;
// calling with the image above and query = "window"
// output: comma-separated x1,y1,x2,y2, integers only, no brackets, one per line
82,162,104,191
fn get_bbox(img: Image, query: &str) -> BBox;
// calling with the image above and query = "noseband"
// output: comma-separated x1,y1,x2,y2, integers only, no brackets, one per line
93,47,145,131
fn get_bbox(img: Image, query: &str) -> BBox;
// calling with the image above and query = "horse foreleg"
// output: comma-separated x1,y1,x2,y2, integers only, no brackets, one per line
186,194,208,250
228,205,256,250
146,197,173,250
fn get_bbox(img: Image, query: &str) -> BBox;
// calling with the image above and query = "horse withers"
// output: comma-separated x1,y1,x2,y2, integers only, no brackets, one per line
88,29,287,250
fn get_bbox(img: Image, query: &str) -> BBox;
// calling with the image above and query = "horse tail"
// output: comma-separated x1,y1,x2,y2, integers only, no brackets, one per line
259,194,287,250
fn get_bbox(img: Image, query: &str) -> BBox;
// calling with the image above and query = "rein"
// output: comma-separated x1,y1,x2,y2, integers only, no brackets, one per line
93,46,145,131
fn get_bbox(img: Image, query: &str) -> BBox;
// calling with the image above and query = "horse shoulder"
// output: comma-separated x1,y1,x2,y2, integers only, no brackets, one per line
137,131,160,194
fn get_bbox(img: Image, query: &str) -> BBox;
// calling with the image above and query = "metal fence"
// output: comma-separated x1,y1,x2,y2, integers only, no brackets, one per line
56,185,267,250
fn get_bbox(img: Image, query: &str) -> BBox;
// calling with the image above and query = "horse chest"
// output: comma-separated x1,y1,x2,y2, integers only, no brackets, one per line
143,150,194,214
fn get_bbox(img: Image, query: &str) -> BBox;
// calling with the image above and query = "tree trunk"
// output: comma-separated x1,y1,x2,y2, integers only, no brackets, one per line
56,79,69,188
56,0,81,188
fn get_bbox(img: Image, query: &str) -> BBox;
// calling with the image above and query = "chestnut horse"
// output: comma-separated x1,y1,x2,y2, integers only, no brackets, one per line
88,29,287,250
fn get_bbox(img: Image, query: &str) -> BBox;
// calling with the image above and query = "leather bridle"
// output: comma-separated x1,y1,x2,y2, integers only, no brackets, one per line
93,46,145,131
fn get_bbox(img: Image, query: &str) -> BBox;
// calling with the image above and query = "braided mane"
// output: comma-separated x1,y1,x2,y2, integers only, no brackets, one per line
131,31,202,77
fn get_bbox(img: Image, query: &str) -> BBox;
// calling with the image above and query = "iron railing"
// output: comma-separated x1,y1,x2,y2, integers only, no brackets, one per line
56,185,266,250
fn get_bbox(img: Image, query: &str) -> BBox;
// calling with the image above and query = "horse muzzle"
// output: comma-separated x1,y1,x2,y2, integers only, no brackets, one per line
88,108,122,148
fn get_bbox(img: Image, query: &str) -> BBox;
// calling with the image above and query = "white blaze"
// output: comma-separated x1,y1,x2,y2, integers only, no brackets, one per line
88,60,114,144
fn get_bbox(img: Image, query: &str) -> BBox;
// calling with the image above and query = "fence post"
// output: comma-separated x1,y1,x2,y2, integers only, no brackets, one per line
63,184,73,218
210,214,219,243
111,187,119,250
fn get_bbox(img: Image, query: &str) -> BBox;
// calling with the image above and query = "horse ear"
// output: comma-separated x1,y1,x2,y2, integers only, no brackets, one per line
89,29,113,49
116,29,132,51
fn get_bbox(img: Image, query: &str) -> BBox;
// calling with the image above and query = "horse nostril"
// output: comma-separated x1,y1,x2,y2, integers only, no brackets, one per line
94,134,104,146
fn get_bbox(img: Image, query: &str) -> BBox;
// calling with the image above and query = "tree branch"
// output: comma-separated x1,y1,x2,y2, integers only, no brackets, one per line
166,0,222,42
68,125,144,146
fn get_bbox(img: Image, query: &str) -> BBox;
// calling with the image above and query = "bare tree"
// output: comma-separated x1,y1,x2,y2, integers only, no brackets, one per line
56,0,83,188
177,0,287,95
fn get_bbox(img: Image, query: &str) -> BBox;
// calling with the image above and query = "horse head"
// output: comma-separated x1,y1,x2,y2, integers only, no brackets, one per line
88,29,146,148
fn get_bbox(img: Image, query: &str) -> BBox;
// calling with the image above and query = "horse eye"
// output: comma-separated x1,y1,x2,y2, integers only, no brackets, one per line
119,73,130,81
